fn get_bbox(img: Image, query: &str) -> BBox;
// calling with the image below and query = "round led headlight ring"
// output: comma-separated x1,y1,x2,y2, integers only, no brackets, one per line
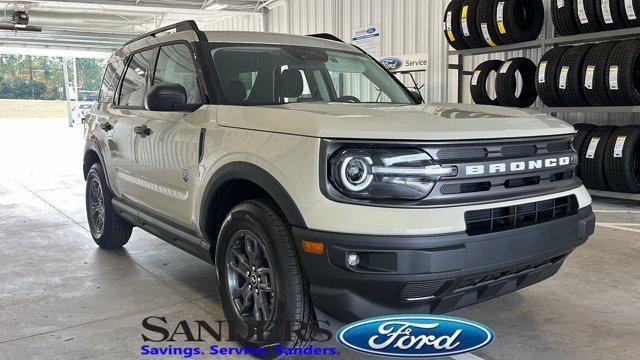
339,156,373,191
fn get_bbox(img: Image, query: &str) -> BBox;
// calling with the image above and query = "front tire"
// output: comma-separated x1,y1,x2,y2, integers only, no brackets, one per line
215,200,314,358
85,163,132,249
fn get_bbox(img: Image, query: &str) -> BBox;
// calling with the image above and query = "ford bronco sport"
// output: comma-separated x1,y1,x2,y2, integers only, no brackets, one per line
84,21,595,348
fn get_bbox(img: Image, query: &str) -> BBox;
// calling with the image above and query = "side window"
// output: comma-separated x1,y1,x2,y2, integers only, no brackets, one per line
154,44,201,104
98,59,124,103
119,49,155,107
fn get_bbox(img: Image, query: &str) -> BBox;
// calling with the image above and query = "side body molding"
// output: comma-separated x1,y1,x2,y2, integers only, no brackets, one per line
199,162,307,242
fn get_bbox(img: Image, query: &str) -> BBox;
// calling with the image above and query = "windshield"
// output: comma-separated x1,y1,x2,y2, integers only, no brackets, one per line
209,44,414,106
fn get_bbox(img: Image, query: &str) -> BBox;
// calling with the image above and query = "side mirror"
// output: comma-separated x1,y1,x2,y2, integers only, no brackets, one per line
409,90,424,104
145,84,187,111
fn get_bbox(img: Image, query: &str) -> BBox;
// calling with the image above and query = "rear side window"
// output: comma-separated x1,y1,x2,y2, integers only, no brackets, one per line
98,59,124,103
119,49,155,107
154,44,201,104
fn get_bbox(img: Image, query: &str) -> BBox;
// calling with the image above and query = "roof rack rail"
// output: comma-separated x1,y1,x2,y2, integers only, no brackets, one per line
124,20,201,46
307,33,344,43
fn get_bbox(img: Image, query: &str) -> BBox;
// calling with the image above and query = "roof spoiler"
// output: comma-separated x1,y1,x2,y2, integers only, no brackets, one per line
306,33,344,43
124,20,203,46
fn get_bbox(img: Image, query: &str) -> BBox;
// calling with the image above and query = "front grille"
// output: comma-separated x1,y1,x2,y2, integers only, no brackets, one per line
464,195,579,235
421,135,580,204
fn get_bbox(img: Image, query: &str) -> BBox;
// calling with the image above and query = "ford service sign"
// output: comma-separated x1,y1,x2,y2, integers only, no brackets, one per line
337,315,494,357
380,57,403,71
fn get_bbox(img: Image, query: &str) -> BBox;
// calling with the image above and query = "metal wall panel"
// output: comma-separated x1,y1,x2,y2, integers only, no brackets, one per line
198,13,265,32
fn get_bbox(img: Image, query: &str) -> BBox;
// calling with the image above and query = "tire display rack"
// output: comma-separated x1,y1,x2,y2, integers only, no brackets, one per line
446,13,640,201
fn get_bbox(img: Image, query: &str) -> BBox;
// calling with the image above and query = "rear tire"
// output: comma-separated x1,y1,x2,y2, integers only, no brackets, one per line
85,163,132,249
215,200,314,358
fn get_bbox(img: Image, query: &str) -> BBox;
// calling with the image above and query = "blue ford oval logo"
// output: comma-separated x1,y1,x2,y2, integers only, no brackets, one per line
367,27,377,34
380,57,403,71
337,315,494,358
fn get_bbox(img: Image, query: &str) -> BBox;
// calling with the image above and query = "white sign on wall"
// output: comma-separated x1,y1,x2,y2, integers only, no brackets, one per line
351,24,380,58
379,53,429,73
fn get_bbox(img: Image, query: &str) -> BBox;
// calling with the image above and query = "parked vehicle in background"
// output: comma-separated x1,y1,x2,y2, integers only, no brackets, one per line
82,21,595,355
73,102,94,123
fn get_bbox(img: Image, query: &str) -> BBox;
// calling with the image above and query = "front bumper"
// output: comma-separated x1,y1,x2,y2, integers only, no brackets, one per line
292,206,595,323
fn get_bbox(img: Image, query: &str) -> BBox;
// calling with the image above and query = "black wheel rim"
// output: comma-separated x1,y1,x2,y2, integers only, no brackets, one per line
226,230,276,323
88,177,105,238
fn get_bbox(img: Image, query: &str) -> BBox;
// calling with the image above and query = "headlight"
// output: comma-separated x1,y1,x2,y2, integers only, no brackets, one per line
329,148,456,201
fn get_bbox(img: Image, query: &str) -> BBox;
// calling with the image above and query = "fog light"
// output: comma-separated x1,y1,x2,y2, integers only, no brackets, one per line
347,253,360,267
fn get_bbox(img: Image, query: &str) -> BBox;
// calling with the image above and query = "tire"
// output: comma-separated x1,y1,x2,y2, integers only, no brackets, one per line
595,0,625,30
494,0,545,44
557,44,594,107
580,125,618,190
573,0,604,33
573,123,598,178
461,0,486,48
551,0,581,36
495,57,538,107
215,200,314,358
606,39,640,106
85,163,133,249
444,0,470,50
582,41,617,106
536,46,572,107
622,0,640,27
476,0,505,47
470,60,504,105
604,125,640,193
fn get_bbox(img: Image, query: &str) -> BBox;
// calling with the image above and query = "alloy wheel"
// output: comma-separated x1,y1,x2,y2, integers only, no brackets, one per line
226,230,276,323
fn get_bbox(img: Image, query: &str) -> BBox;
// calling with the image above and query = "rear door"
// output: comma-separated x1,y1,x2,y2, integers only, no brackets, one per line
128,43,207,230
91,58,132,198
109,48,158,202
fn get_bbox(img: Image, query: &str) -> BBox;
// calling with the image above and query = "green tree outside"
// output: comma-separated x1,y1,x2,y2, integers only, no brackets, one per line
0,55,107,100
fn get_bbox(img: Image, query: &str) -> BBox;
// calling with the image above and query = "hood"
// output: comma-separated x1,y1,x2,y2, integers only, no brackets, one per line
215,103,575,141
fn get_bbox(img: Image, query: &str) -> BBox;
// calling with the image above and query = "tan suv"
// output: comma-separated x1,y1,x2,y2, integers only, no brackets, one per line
84,21,595,350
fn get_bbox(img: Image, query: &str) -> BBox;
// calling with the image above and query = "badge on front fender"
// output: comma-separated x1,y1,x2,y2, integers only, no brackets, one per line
337,315,494,358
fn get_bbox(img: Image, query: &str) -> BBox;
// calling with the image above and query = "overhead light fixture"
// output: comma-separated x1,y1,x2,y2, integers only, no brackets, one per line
203,3,228,11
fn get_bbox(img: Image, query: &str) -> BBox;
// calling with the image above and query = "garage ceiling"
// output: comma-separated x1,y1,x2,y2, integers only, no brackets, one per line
0,0,273,53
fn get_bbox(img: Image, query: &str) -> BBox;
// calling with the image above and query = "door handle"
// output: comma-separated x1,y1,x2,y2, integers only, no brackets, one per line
134,125,152,138
99,122,113,131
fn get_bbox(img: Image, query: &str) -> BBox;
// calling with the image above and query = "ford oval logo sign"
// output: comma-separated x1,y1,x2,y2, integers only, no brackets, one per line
380,57,403,71
367,27,377,34
337,315,494,358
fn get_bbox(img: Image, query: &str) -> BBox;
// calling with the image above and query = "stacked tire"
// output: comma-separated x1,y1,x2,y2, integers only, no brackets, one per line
573,123,640,193
444,0,544,49
471,58,538,107
551,0,640,36
537,39,640,107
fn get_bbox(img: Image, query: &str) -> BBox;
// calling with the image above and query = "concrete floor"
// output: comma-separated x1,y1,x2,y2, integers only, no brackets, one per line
0,118,639,360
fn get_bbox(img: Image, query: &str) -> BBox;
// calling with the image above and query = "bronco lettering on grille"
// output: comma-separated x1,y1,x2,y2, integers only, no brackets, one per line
464,155,577,176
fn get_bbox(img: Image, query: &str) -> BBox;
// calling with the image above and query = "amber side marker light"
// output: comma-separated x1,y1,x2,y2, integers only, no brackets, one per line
301,240,324,255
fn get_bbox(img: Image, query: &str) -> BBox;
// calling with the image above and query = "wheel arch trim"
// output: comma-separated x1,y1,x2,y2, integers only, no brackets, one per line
83,138,114,194
199,161,307,242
